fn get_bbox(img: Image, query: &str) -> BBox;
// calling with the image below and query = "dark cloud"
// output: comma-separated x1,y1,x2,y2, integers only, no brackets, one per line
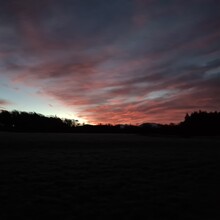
1,0,220,123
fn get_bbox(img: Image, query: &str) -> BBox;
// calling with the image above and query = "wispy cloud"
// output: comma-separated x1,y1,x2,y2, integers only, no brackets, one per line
1,0,220,124
0,98,12,107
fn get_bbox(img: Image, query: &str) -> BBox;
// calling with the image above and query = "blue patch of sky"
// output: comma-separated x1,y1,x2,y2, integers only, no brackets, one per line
0,75,81,121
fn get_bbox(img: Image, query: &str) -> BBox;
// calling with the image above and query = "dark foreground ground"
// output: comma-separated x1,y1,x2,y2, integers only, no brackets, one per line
0,132,219,219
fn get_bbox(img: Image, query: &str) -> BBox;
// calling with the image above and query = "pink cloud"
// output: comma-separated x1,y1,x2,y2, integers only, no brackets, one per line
8,49,220,124
1,0,220,124
0,99,12,107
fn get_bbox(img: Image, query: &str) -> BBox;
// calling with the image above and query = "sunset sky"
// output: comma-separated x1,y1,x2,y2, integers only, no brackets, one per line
0,0,220,124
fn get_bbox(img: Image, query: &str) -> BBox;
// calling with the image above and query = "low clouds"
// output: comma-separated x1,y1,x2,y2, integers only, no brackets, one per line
0,0,220,124
0,99,11,108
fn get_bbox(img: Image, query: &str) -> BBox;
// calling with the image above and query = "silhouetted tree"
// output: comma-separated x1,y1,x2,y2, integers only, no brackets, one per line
180,111,220,136
0,109,219,135
0,110,76,132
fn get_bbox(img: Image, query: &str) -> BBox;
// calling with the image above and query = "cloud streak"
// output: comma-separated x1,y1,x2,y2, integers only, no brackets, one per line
0,0,220,124
0,99,11,108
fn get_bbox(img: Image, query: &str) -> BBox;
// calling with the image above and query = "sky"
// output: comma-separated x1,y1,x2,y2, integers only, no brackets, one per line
0,0,220,125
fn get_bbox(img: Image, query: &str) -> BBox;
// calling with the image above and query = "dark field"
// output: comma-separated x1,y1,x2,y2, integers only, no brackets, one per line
0,133,219,219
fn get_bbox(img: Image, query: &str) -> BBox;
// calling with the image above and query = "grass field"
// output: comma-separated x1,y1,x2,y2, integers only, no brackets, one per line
0,132,219,219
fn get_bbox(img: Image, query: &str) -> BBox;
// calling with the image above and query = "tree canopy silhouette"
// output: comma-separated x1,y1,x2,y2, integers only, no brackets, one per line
0,109,219,136
0,110,74,132
180,111,220,136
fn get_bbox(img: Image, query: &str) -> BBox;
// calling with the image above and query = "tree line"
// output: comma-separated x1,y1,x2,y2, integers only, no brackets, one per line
0,110,73,132
0,109,219,136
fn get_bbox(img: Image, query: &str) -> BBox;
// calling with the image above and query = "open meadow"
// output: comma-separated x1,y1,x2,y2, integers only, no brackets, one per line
0,132,219,219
